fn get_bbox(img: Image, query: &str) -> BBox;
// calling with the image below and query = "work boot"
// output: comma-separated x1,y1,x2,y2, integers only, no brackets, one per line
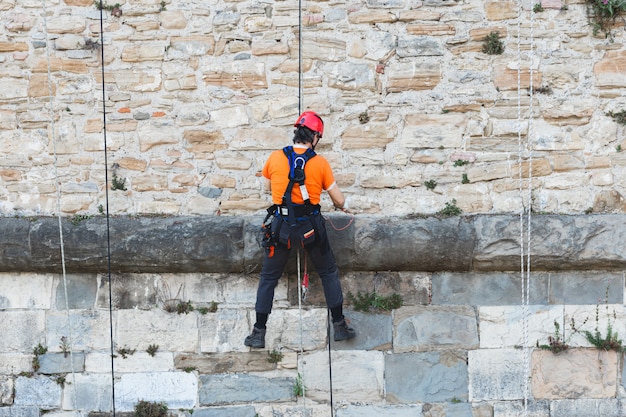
333,318,356,341
244,326,266,348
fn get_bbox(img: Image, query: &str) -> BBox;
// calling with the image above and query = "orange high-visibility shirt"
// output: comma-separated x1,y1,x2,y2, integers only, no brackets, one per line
263,145,336,205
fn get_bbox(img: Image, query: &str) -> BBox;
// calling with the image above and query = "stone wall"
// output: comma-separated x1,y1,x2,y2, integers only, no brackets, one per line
2,214,626,416
1,0,626,217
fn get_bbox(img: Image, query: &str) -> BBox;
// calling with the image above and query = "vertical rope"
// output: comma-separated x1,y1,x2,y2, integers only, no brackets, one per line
296,249,307,409
523,0,535,413
97,6,117,416
297,0,303,114
42,0,77,403
516,0,534,415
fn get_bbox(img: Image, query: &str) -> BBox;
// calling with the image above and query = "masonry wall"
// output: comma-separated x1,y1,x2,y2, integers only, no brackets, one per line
1,0,626,217
3,0,626,416
2,215,626,417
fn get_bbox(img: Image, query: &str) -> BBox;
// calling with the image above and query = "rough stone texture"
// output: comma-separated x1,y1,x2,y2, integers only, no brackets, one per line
115,372,197,411
393,305,479,352
198,374,293,405
385,352,468,403
531,349,617,399
4,214,626,274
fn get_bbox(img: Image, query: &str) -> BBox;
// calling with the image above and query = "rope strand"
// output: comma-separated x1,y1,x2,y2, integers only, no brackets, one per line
97,6,117,416
42,0,77,404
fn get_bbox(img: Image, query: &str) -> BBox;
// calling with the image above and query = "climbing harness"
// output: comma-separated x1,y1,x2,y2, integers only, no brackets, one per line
42,0,77,404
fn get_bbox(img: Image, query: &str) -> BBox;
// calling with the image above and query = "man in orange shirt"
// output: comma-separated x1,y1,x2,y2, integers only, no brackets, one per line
245,111,356,349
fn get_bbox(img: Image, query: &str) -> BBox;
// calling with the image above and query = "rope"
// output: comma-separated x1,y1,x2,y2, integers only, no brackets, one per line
516,0,534,414
96,7,117,417
327,309,335,417
42,0,77,403
296,249,307,409
324,210,355,231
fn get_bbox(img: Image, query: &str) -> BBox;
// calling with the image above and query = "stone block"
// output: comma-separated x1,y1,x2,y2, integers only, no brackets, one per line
37,353,85,375
256,404,331,417
432,272,548,306
0,311,45,353
198,374,292,405
594,51,626,88
0,376,13,405
0,273,53,309
492,400,549,417
260,308,328,352
85,352,173,373
479,305,562,348
336,404,422,416
386,351,468,403
549,272,622,304
116,309,199,352
301,350,384,403
115,372,197,411
400,113,465,148
550,399,621,417
0,407,40,417
532,349,617,399
0,354,31,375
192,407,256,417
386,61,441,92
54,274,97,309
199,308,249,353
330,310,392,351
393,305,478,352
174,352,277,374
468,349,525,401
14,376,62,409
353,216,474,272
46,310,111,352
202,62,267,89
62,373,112,411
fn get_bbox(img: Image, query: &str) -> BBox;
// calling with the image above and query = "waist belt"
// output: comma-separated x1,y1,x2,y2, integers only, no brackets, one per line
276,204,320,218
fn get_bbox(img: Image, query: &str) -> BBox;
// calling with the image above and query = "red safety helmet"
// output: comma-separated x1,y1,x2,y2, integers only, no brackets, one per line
294,111,324,137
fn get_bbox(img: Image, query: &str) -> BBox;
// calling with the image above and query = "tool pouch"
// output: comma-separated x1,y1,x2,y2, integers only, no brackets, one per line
272,216,316,249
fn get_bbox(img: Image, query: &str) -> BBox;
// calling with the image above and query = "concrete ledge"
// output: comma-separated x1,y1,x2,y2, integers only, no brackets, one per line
1,214,625,273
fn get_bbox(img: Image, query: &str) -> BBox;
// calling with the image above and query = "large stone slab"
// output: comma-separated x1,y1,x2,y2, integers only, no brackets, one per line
531,349,617,399
3,215,626,274
385,352,468,403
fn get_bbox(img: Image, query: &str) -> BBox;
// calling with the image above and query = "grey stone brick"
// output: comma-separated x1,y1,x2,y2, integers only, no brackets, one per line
493,400,549,417
0,376,13,406
336,404,422,416
548,272,622,304
14,376,62,409
0,407,40,417
54,274,97,309
385,352,468,403
199,374,293,405
432,272,549,306
38,353,85,374
192,406,257,417
394,305,478,352
330,310,392,351
550,399,621,417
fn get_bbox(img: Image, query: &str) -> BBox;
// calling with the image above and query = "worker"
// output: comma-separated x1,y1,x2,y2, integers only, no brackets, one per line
245,111,356,348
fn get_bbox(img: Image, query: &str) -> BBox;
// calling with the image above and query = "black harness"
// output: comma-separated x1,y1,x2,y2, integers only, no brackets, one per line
280,145,317,226
261,146,321,249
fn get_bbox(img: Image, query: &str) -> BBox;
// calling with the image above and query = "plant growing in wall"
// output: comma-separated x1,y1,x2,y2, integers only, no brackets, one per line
482,32,505,55
134,400,168,417
586,0,626,36
537,320,572,353
436,199,463,217
347,291,403,313
293,373,305,397
424,180,437,191
572,294,625,352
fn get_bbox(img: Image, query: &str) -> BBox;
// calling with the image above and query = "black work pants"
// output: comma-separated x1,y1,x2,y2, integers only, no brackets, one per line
255,216,343,314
